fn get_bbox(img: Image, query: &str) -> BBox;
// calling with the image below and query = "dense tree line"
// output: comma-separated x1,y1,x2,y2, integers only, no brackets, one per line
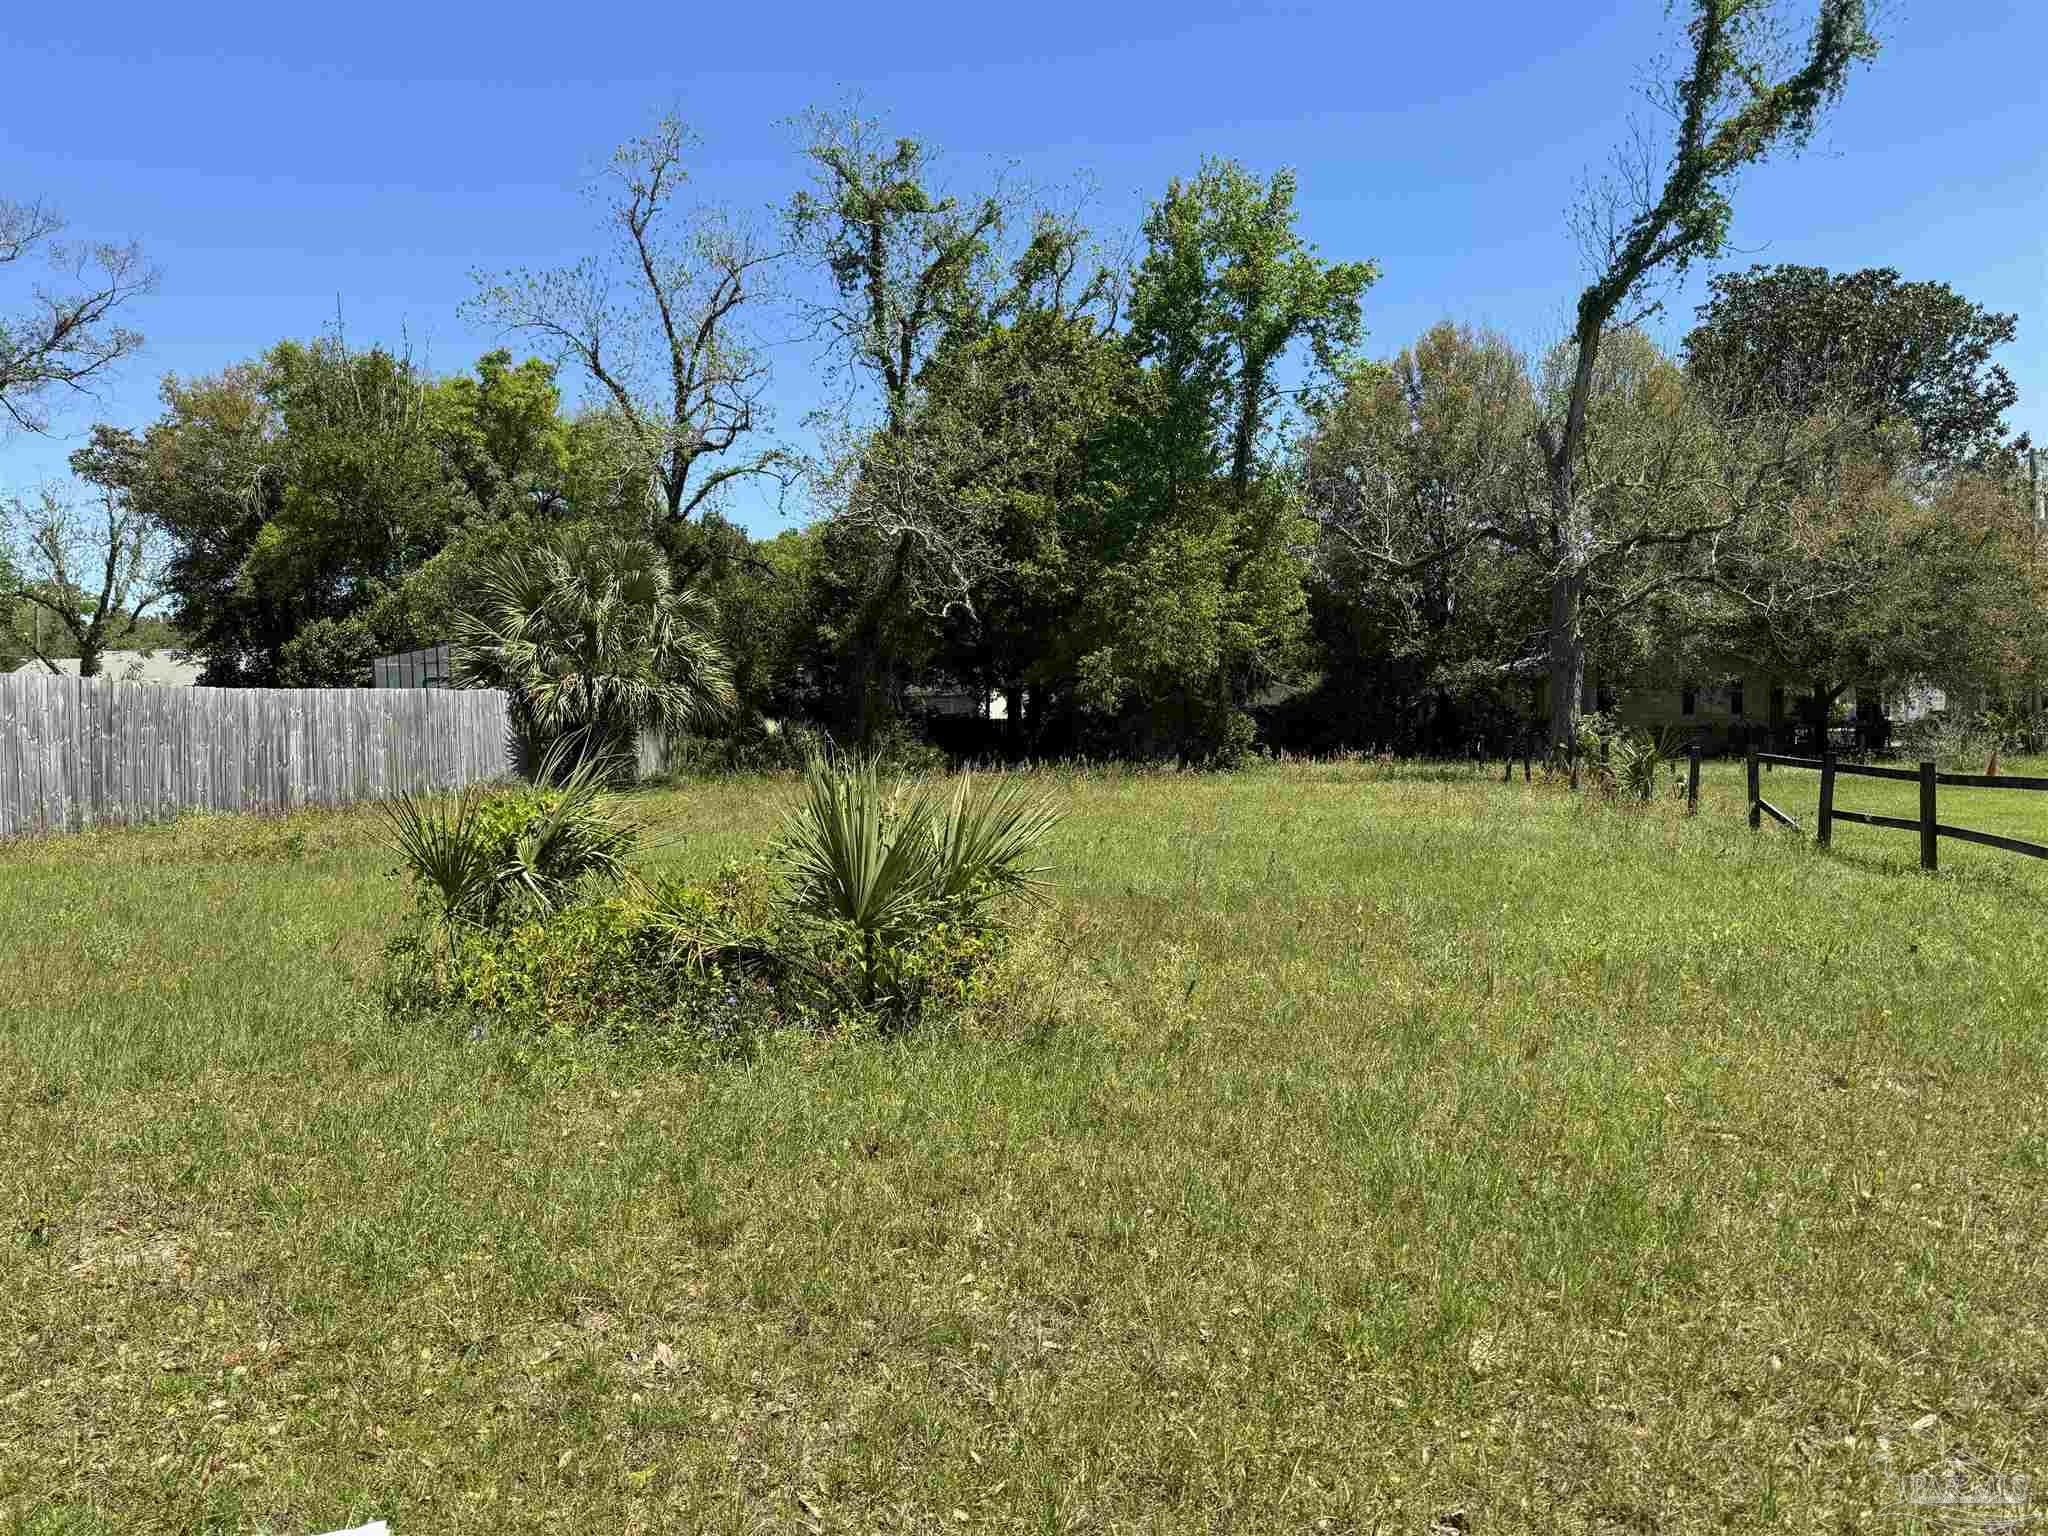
6,0,2041,762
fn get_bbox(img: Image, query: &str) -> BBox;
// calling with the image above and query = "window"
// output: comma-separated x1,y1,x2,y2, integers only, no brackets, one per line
1730,681,1745,718
1681,684,1697,717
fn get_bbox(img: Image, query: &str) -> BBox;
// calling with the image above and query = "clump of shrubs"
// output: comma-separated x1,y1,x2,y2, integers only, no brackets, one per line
380,749,1060,1060
664,715,836,777
1566,712,1686,805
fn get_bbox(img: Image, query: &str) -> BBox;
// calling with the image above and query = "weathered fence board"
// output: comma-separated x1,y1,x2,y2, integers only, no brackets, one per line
0,675,514,838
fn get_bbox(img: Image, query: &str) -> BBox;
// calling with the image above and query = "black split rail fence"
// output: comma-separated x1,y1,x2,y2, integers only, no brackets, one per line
1728,746,2048,871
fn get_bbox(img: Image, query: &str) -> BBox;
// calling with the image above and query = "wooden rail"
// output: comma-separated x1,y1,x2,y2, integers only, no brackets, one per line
1739,746,2048,871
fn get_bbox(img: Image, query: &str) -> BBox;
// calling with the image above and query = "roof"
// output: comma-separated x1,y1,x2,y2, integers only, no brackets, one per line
9,651,207,686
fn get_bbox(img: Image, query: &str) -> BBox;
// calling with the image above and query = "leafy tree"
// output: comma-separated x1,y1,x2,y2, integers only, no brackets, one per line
1516,0,1881,749
1330,1,1880,754
424,349,573,518
0,548,23,670
785,105,1007,436
1297,323,1546,749
5,426,171,677
128,363,285,682
1704,461,2032,744
274,514,561,687
136,336,466,682
1684,267,2032,742
1077,159,1373,757
139,340,589,685
0,198,157,436
466,116,792,528
1077,474,1313,759
783,104,1017,742
246,336,470,608
908,215,1136,749
660,514,824,723
1684,264,2025,473
451,524,736,776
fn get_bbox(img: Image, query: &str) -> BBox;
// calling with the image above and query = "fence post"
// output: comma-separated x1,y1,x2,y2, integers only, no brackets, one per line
1686,745,1700,815
1919,759,1938,872
1747,747,1761,830
1523,738,1532,782
1817,750,1835,849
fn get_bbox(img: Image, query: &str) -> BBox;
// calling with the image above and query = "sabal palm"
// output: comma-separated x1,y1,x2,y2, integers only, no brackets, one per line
778,756,1063,1006
452,526,735,776
779,758,942,1004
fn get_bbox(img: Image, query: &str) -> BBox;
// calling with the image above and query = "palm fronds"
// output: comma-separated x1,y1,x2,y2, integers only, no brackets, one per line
774,755,1062,1006
778,758,942,1002
928,771,1064,918
451,525,736,778
381,735,641,935
377,783,501,932
492,737,641,913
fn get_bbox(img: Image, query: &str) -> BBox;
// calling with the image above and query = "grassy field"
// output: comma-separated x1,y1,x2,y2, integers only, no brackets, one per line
3,759,2046,1534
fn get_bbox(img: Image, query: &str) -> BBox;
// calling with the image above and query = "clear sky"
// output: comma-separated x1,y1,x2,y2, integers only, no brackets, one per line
5,0,2042,535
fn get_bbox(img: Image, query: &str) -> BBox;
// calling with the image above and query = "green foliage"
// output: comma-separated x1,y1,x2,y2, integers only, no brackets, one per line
383,892,790,1065
380,757,1051,1050
777,757,947,1005
1604,726,1686,806
136,339,589,687
663,519,822,724
378,744,638,936
772,756,1062,1008
668,716,835,777
451,524,736,778
423,349,573,517
1128,159,1376,494
1685,264,2023,473
1064,159,1368,760
927,768,1063,919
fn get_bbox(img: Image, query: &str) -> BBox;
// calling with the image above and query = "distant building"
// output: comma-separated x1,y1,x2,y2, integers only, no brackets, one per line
1537,662,1949,754
9,651,205,686
906,684,1008,721
371,644,453,689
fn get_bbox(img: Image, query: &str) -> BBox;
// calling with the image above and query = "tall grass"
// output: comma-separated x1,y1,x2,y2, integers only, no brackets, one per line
2,761,2045,1533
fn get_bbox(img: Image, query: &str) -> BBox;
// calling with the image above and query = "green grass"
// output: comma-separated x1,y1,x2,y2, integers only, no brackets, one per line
3,761,2046,1533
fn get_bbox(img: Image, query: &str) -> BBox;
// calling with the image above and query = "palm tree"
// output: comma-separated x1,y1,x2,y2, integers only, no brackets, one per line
452,526,735,780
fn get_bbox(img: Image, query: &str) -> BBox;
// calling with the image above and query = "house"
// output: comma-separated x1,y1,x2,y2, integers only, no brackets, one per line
9,651,206,686
1538,663,1946,754
905,684,1009,721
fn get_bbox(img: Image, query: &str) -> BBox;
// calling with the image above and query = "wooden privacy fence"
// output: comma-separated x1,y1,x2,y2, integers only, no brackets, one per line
0,673,515,838
1738,746,2048,871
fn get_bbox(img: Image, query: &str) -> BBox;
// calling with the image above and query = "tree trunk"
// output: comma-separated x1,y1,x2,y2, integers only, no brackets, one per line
847,529,918,750
1545,574,1585,759
1542,456,1586,758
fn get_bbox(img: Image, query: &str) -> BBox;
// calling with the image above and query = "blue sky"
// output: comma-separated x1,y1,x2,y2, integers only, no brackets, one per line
4,0,2042,535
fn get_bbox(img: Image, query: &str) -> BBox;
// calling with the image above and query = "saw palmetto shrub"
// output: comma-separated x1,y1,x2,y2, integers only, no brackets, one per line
379,755,1062,1057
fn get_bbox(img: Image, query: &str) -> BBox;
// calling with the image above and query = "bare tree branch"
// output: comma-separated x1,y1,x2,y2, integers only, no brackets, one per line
0,200,159,436
4,426,171,677
465,116,794,525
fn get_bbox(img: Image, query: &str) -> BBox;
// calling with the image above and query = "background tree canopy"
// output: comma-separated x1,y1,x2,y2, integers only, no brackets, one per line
17,2,2045,766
